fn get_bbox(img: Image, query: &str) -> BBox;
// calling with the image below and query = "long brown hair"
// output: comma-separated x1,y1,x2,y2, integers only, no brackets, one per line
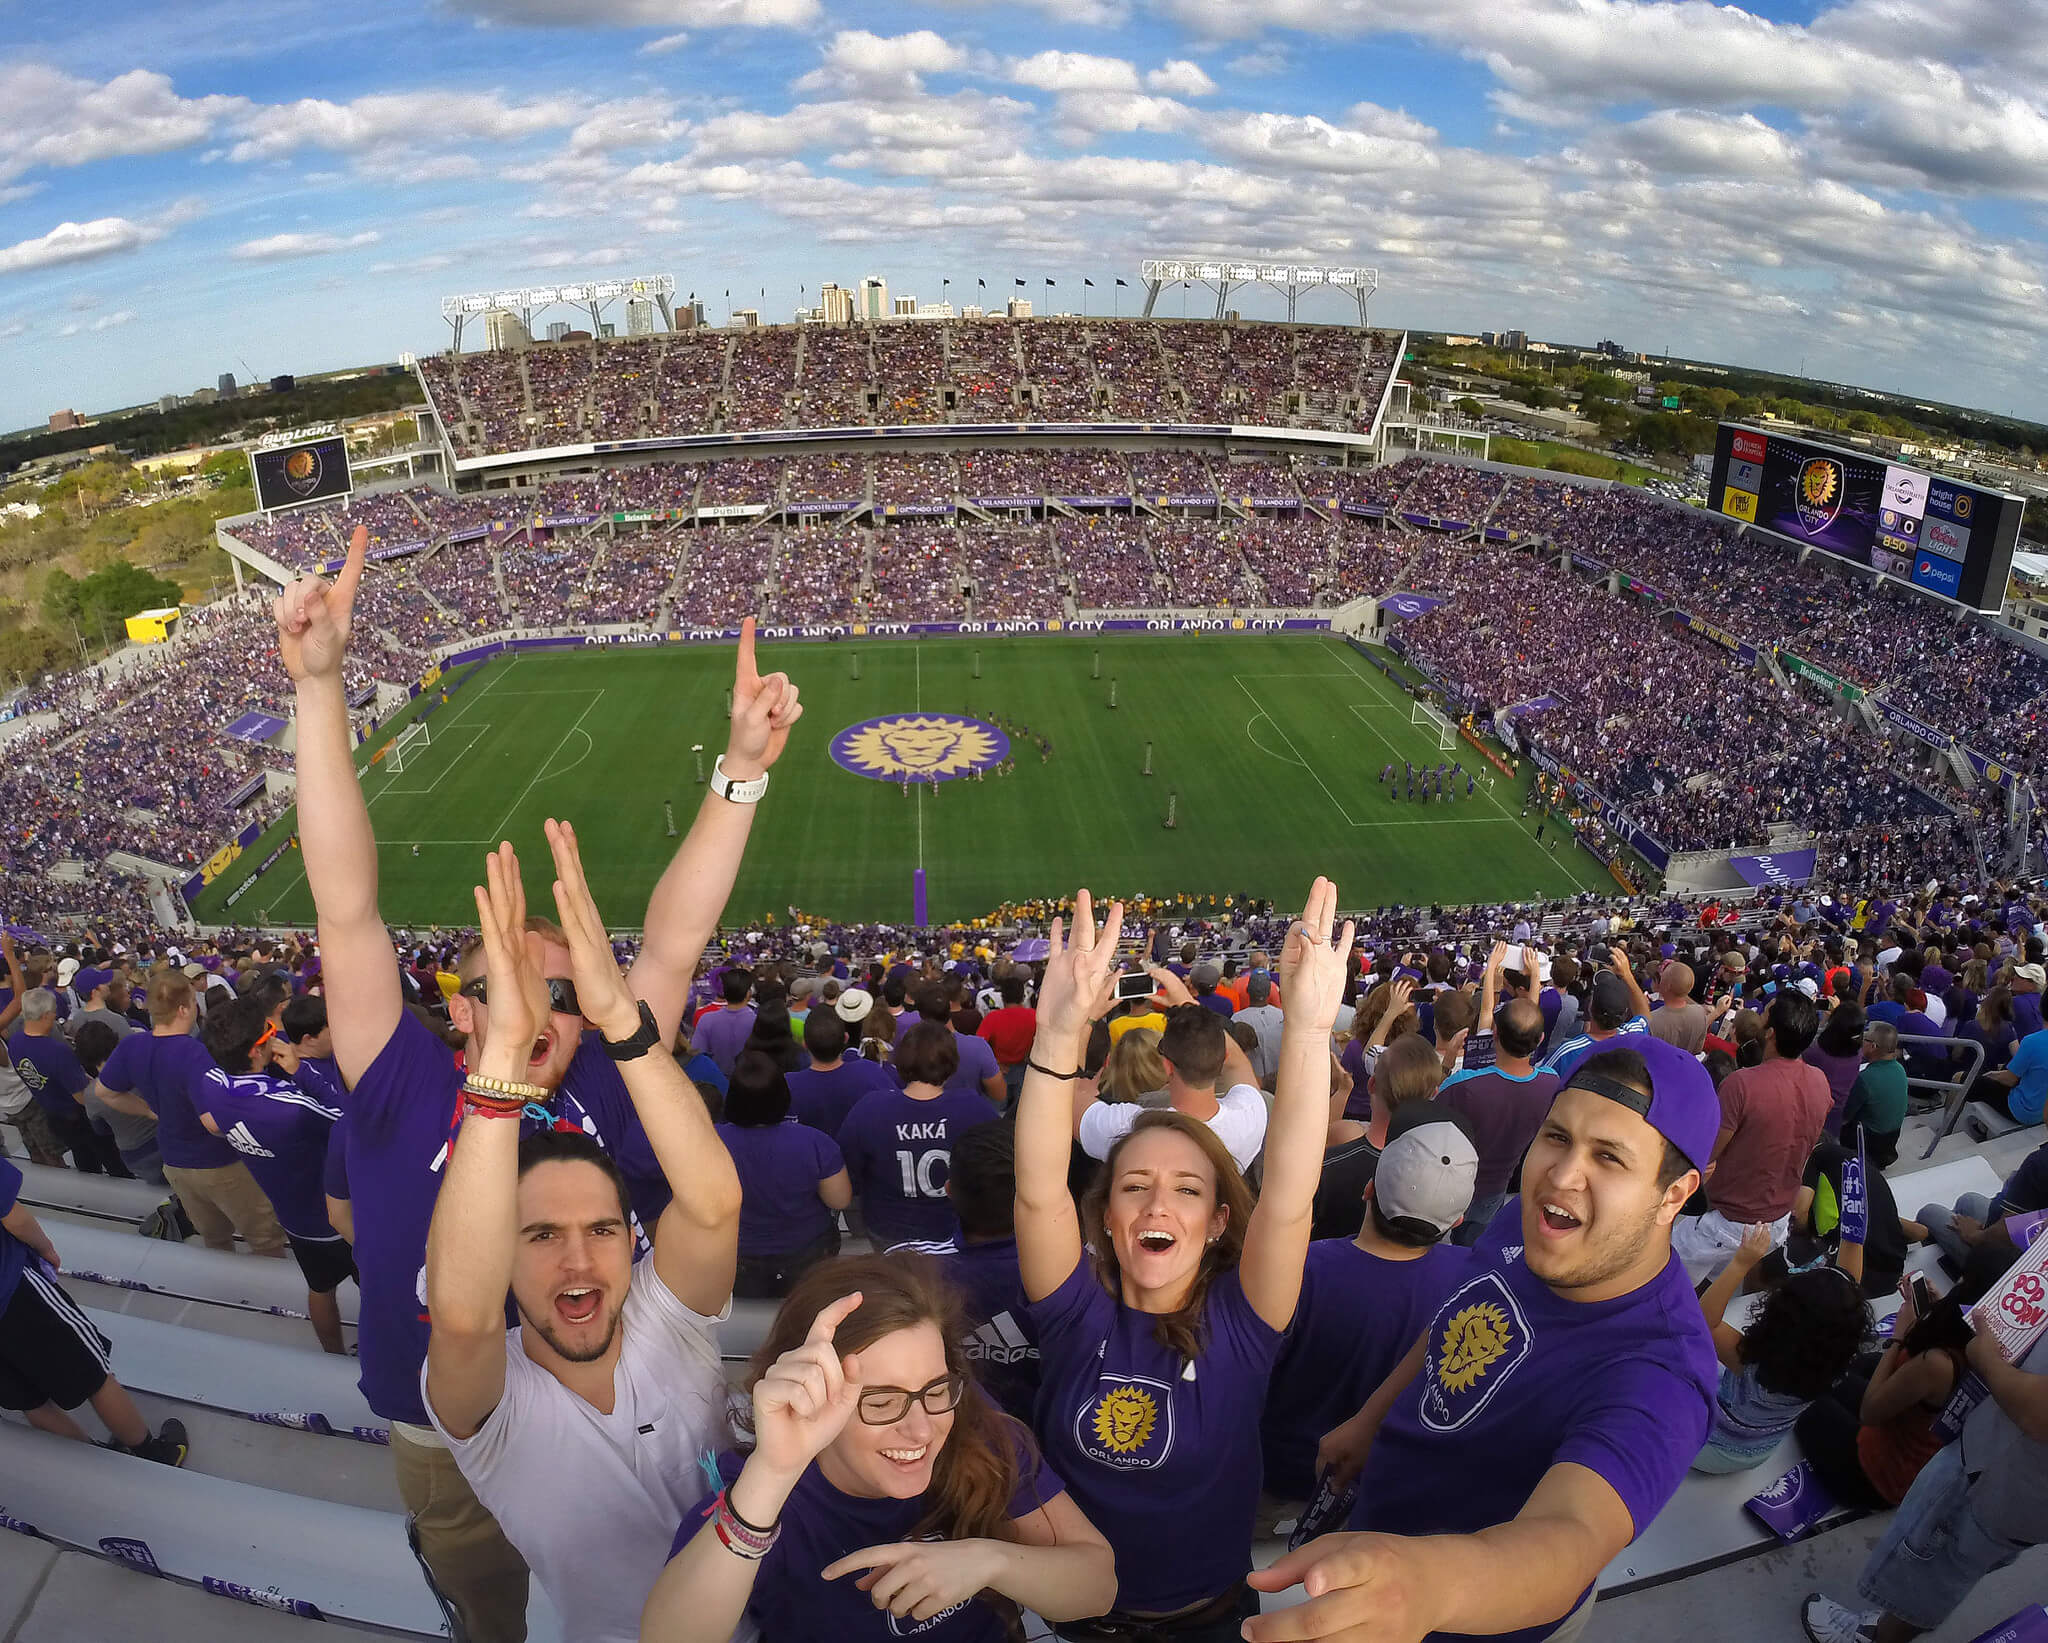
1080,1110,1255,1361
749,1253,1038,1545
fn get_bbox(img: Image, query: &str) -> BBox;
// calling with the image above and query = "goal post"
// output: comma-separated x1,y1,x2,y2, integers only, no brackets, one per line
1408,699,1458,752
385,721,431,773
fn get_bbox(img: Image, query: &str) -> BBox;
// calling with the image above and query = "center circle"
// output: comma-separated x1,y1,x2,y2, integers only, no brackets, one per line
829,714,1011,782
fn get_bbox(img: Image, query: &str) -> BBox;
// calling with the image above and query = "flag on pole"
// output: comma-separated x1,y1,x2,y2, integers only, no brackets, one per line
978,278,986,288
1115,278,1128,287
1085,278,1095,287
1014,278,1025,287
1045,278,1055,287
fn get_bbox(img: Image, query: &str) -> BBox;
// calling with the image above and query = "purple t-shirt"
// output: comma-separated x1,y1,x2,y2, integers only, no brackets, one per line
342,1009,664,1427
97,1031,234,1170
692,1004,756,1075
294,1053,346,1112
1030,1255,1282,1613
786,1058,894,1137
1348,1203,1717,1643
323,1111,349,1198
716,1119,842,1256
1260,1238,1472,1499
196,1067,342,1242
672,1434,1062,1643
8,1029,90,1120
1438,1065,1561,1198
896,1234,1041,1424
0,1155,31,1314
835,1087,998,1245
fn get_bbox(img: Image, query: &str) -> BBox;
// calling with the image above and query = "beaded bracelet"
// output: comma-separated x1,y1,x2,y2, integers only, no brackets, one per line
710,1491,780,1560
463,1073,551,1102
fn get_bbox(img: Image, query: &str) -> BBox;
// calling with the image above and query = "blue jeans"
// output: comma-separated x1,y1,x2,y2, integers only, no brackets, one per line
1455,1191,1507,1246
119,1142,166,1186
1918,1193,1995,1268
1857,1441,2031,1630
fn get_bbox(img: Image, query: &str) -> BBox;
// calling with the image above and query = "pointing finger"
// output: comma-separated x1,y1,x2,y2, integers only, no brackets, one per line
331,525,368,618
806,1290,863,1347
737,616,760,690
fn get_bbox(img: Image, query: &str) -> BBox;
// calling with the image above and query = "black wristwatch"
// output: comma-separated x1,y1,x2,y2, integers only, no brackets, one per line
601,998,662,1062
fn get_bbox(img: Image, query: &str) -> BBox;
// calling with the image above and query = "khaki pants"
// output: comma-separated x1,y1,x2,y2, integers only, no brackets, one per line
163,1160,287,1256
392,1427,530,1643
1545,1594,1595,1643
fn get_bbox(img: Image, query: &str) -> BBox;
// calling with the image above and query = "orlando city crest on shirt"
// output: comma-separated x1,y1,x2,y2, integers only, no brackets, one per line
1420,1272,1533,1432
1073,1372,1174,1468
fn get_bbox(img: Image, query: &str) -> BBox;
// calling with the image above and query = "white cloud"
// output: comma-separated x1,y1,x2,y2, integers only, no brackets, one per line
1226,44,1290,77
926,0,1128,25
795,31,969,94
1054,93,1195,138
1147,60,1217,97
1010,51,1141,93
367,252,459,274
1205,106,1436,173
230,229,382,261
229,89,582,162
639,30,691,53
1610,109,1801,177
0,65,245,183
446,0,819,27
0,217,164,276
89,309,136,332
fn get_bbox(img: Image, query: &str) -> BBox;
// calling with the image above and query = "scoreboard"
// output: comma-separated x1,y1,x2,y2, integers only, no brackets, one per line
1707,423,2021,614
249,435,353,513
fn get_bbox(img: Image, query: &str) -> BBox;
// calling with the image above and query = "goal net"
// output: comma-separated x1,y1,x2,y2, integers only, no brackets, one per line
385,721,431,774
1409,699,1458,752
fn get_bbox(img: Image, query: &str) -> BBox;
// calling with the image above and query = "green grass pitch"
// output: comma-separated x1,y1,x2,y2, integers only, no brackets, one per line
195,635,1601,928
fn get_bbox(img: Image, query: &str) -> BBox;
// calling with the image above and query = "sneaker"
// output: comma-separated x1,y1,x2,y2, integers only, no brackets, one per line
1801,1593,1878,1643
129,1418,189,1468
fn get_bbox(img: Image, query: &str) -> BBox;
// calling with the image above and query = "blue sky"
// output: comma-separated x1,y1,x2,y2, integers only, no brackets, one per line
4,0,2048,431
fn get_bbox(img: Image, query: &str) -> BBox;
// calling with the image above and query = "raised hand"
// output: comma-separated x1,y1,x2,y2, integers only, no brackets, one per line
544,817,638,1041
472,841,547,1076
1280,878,1355,1036
820,1539,1005,1624
1146,964,1195,1009
275,524,366,683
725,617,803,779
752,1292,865,1480
1036,890,1123,1050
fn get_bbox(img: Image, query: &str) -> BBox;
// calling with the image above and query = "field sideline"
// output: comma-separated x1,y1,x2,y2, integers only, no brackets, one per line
192,635,1598,927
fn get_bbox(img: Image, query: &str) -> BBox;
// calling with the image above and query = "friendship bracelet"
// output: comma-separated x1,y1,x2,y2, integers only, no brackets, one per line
459,1097,522,1121
1026,1058,1086,1081
711,1493,780,1559
720,1490,778,1538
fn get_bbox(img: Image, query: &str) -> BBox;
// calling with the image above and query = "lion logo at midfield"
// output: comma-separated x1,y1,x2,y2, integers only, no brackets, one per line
1091,1385,1158,1454
830,714,1009,782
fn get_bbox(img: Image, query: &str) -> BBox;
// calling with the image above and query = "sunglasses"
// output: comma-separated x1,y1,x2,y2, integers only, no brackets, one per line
458,976,583,1017
856,1373,965,1426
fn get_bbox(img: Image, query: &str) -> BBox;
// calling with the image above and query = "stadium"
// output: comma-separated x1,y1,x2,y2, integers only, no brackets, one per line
5,18,2048,1641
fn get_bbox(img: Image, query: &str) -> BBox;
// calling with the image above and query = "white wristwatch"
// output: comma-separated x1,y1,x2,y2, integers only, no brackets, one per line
710,755,769,804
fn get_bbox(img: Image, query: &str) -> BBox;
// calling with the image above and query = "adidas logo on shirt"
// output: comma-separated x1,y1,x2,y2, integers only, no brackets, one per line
222,1121,277,1159
965,1312,1036,1366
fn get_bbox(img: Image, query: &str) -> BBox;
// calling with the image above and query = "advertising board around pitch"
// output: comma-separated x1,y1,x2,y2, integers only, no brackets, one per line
249,435,353,513
1707,421,2022,614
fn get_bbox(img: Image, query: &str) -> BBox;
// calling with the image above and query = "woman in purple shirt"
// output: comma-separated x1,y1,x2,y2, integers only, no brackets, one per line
1803,1000,1865,1139
1014,880,1351,1641
716,1050,850,1299
645,1256,1116,1643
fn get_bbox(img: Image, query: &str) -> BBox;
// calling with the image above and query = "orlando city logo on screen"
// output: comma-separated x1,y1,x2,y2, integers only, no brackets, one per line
829,714,1010,782
280,444,326,498
1794,457,1844,534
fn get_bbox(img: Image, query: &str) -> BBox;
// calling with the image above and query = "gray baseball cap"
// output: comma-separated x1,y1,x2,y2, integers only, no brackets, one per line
1376,1103,1479,1237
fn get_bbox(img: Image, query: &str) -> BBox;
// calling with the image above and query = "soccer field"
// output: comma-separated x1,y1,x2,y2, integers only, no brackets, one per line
195,634,1601,928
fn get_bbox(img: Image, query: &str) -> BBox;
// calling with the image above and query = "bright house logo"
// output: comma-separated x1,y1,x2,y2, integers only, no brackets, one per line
830,714,1010,782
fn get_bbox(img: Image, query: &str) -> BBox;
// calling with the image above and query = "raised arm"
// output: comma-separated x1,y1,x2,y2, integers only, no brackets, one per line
423,842,549,1440
1015,893,1121,1303
276,526,399,1084
628,620,802,1043
546,817,739,1316
1698,1223,1771,1369
1241,878,1353,1332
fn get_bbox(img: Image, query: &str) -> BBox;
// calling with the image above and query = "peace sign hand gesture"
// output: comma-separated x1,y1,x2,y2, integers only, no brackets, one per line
1280,877,1355,1036
1036,890,1124,1053
275,524,365,684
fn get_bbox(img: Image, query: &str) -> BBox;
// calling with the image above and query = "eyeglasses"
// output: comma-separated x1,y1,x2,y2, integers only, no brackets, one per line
459,976,583,1017
253,1022,280,1052
856,1373,965,1426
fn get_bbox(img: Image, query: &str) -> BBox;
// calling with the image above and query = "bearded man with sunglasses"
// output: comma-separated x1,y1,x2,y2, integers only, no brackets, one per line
275,527,797,1643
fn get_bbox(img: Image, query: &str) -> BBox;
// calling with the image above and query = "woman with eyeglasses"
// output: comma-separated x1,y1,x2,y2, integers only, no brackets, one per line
643,1253,1115,1643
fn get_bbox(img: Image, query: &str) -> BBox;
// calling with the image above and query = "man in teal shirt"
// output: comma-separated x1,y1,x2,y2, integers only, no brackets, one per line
1985,1024,2048,1126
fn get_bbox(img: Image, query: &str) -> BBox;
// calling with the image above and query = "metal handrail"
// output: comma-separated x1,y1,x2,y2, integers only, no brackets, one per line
1896,1031,1988,1160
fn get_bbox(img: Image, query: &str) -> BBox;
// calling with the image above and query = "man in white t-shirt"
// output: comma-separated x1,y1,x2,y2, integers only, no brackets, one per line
1076,1000,1269,1171
423,828,742,1643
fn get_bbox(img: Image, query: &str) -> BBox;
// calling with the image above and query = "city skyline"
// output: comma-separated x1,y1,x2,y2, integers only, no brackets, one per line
3,0,2047,430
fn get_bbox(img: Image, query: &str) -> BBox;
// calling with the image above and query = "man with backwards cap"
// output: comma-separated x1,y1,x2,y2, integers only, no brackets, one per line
1249,1037,1720,1643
